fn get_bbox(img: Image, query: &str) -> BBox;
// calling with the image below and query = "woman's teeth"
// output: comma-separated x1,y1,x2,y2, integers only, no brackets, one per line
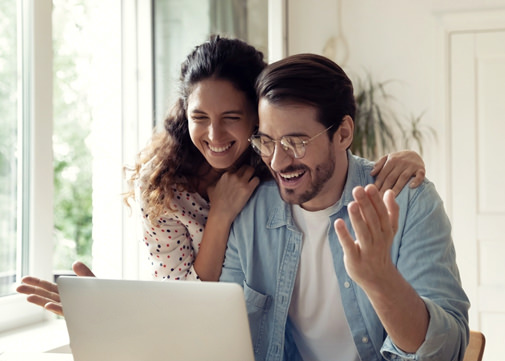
208,143,232,153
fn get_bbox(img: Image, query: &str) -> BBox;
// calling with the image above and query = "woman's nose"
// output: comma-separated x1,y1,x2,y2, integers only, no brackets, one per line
207,121,224,141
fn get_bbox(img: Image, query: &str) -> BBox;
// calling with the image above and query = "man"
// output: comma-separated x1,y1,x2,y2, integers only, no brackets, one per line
219,54,469,361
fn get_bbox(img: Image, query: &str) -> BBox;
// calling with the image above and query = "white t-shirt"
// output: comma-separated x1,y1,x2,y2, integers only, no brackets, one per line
289,203,359,361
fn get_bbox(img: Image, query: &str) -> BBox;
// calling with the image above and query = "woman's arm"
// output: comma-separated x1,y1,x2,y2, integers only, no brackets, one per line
371,150,426,195
193,165,259,281
140,209,199,280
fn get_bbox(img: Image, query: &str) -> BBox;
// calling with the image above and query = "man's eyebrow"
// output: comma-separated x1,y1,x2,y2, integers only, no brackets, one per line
256,130,309,138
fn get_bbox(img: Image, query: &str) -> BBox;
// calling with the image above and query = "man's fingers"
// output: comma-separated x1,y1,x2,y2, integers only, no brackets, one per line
19,276,59,294
364,184,393,233
351,187,380,240
26,294,60,309
26,294,53,308
383,189,399,235
334,218,356,254
44,302,64,316
25,295,64,316
17,283,61,303
72,261,95,277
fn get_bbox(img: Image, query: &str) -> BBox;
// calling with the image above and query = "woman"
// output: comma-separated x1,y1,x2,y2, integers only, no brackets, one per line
17,36,426,315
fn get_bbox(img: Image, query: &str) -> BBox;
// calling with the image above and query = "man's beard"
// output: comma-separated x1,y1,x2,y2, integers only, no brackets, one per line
275,149,336,205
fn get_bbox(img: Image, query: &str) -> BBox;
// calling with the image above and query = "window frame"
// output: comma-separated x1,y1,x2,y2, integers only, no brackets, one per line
0,0,54,333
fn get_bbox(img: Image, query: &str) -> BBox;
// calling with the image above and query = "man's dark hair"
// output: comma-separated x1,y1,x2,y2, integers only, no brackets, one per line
256,53,356,137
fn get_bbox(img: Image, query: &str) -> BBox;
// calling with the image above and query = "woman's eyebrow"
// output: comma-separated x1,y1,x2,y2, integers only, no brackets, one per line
222,110,245,115
189,109,245,115
189,109,207,115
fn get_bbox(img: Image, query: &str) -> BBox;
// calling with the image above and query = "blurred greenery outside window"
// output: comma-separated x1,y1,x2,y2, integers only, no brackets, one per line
52,0,95,271
0,0,19,296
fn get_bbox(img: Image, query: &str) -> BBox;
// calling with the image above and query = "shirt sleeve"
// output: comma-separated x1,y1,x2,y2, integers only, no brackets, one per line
219,224,245,286
380,181,470,361
140,211,200,281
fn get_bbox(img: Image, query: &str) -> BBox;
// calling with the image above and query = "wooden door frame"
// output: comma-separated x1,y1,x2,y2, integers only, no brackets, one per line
436,9,505,217
436,9,505,332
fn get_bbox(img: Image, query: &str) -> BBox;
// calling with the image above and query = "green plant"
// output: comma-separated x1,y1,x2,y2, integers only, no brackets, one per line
350,73,436,160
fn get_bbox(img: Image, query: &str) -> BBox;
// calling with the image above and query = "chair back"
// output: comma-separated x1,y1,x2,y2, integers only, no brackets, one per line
463,330,486,361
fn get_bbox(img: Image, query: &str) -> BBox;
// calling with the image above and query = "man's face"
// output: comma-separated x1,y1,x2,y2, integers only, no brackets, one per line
257,98,351,211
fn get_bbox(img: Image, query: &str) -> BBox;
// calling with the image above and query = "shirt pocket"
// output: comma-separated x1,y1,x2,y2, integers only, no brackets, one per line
243,282,271,356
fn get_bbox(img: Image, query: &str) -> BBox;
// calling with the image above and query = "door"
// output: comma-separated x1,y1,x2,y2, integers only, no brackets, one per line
450,29,505,361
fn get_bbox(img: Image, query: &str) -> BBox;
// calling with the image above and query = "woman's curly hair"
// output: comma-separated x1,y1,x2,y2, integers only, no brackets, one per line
123,36,268,220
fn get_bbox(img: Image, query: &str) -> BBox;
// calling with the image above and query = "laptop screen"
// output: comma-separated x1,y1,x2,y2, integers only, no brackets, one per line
57,277,254,361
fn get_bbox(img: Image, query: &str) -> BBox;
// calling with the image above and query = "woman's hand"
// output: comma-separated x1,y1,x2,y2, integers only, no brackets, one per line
16,261,95,316
207,165,260,224
371,150,426,195
194,165,259,281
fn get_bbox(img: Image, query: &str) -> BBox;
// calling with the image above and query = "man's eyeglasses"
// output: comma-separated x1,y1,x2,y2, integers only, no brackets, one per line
249,124,335,159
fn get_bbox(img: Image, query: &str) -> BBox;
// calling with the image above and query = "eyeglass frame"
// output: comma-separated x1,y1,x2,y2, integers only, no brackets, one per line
248,124,335,159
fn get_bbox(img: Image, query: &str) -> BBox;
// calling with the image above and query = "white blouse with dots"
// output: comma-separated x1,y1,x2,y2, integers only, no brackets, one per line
136,179,210,281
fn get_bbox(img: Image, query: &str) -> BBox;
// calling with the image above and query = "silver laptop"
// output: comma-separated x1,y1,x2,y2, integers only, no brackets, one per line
57,277,254,361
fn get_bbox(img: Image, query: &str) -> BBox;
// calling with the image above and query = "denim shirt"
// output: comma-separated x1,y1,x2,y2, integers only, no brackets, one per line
220,153,470,361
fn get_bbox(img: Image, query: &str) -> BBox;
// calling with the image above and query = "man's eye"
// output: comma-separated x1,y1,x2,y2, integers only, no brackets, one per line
285,137,304,146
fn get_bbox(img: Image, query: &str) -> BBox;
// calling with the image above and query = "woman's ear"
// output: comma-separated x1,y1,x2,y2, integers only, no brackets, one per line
334,115,354,148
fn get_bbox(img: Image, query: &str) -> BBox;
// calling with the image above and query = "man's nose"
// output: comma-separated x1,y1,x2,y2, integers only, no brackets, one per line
269,143,292,172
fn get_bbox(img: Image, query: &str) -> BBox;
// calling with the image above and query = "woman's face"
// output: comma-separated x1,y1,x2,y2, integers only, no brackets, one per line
187,78,257,170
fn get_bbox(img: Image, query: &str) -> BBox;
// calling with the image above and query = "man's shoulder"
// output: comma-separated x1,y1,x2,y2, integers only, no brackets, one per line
239,180,283,216
251,179,281,201
348,153,376,185
396,177,439,201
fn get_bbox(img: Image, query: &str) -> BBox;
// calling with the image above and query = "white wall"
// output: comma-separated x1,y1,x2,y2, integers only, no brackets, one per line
286,0,505,203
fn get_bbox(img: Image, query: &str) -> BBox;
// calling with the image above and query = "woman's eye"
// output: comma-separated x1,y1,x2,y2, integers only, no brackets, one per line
190,116,208,123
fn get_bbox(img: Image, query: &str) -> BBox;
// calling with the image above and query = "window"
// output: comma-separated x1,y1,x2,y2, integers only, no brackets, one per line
153,0,269,125
0,0,280,333
0,0,124,332
0,0,54,333
51,0,121,273
0,0,20,298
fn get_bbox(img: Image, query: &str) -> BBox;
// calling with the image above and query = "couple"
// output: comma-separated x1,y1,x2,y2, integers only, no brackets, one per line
18,36,469,361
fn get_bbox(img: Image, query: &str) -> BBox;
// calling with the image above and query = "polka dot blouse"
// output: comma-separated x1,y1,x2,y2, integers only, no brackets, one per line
136,181,210,281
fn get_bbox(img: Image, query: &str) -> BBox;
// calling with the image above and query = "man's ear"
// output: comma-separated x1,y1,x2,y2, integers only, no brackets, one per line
334,115,354,148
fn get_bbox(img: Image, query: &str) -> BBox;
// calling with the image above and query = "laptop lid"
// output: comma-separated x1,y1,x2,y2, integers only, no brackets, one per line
57,277,254,361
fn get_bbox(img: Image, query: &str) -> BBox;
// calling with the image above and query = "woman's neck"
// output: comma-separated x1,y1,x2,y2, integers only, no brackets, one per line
192,164,223,200
192,150,252,199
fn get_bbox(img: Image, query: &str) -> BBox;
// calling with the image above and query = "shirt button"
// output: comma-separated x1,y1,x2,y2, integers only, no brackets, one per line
344,281,351,288
362,336,369,343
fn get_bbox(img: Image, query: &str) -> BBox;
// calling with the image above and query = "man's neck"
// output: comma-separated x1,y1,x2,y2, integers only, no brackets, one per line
299,155,348,212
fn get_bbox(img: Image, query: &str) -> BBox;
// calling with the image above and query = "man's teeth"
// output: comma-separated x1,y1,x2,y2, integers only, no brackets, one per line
209,143,232,153
281,170,305,179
